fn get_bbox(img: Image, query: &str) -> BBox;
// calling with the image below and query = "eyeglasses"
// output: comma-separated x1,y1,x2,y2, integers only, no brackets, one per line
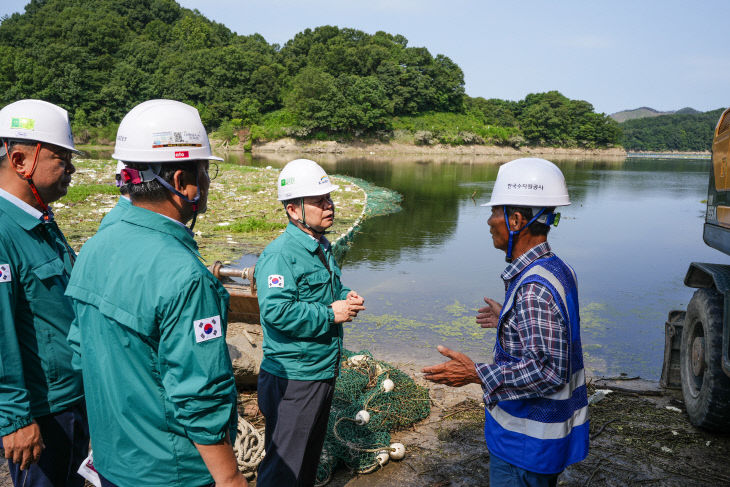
206,162,219,181
304,194,334,208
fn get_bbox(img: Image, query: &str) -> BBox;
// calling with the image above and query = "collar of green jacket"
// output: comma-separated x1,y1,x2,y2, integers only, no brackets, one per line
0,193,44,231
285,222,331,253
121,204,201,258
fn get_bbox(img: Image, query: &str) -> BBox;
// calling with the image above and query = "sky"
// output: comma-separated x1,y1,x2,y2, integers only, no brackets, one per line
2,0,729,115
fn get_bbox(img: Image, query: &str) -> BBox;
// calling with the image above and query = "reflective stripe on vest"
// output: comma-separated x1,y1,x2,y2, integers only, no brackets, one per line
487,369,588,440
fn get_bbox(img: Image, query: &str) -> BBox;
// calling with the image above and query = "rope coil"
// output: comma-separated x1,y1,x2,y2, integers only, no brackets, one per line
234,416,265,479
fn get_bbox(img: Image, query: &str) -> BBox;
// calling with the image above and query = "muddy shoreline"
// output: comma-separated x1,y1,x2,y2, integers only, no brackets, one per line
236,366,730,487
3,350,727,487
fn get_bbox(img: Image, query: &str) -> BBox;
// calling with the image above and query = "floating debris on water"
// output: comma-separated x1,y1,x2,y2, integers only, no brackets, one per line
54,159,374,262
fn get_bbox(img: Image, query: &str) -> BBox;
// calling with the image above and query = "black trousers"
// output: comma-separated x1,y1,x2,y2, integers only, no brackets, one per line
256,369,335,487
2,403,89,487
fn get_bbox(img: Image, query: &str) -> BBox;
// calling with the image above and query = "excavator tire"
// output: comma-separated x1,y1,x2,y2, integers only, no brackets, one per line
681,288,730,431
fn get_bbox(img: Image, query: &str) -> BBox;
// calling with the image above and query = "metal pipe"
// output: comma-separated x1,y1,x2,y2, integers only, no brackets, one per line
209,261,255,281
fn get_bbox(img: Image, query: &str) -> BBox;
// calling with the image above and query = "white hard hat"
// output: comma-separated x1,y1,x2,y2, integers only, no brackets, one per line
0,99,78,152
112,99,222,163
277,158,339,201
483,157,570,207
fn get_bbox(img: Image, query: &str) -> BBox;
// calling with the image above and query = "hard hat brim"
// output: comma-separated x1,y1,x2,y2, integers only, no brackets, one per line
112,154,224,163
3,137,81,154
481,197,571,207
277,184,339,201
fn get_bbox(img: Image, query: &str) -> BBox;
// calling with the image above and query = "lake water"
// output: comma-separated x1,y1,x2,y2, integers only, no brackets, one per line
239,154,730,380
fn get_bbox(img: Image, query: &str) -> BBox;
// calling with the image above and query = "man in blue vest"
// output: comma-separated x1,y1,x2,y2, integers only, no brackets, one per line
422,158,588,486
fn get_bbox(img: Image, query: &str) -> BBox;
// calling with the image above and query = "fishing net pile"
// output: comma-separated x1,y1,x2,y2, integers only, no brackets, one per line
315,349,430,486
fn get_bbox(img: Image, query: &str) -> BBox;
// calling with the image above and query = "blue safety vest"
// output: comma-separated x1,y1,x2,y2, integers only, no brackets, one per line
484,255,589,474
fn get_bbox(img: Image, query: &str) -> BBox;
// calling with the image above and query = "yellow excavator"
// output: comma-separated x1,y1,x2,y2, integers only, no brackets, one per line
662,107,730,431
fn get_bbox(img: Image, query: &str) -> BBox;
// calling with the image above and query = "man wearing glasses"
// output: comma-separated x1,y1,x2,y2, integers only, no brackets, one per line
0,99,89,486
255,158,366,486
66,100,246,487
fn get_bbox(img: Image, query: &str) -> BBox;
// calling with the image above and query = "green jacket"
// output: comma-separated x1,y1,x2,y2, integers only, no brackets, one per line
97,195,130,231
66,204,237,487
255,223,350,381
0,193,83,437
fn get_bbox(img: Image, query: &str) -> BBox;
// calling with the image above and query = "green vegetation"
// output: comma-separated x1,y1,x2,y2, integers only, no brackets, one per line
391,91,622,148
620,108,724,151
54,158,366,262
228,217,286,234
63,183,119,203
0,0,622,149
392,112,520,146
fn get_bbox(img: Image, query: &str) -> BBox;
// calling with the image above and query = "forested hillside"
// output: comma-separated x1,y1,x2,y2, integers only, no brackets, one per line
0,0,620,148
611,107,700,123
620,109,723,152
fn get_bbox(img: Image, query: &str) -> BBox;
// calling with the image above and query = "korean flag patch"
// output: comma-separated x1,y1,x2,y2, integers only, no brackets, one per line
268,275,284,288
0,264,11,283
194,315,222,343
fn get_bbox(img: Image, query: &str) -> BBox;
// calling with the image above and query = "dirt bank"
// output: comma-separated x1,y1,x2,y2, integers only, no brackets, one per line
319,374,730,486
4,371,727,487
232,364,730,487
248,138,627,160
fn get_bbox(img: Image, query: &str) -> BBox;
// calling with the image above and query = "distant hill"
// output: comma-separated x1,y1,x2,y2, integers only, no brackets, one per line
619,108,724,152
675,107,701,115
610,106,700,123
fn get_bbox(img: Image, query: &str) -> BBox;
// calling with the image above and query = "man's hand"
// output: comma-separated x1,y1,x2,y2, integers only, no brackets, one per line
346,290,364,307
331,292,366,323
195,433,248,487
421,345,481,387
476,297,502,328
2,422,44,470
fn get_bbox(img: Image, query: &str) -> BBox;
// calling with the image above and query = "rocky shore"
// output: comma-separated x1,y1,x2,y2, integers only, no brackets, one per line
250,138,627,159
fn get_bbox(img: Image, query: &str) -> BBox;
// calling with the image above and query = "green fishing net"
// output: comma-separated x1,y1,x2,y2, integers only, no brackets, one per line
315,349,430,486
331,175,402,260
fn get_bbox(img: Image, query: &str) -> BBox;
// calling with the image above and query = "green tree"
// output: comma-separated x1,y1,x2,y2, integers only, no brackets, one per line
621,109,723,151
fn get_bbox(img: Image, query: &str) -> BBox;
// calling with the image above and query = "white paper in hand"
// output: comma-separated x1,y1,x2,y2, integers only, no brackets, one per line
77,450,101,487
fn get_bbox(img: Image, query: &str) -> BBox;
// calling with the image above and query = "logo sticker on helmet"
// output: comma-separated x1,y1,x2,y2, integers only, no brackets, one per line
175,151,189,158
507,183,544,191
318,176,329,185
10,118,34,130
0,264,11,282
152,131,203,148
194,315,222,343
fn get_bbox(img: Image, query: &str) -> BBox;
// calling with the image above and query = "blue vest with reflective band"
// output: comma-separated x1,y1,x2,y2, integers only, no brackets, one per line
484,255,589,474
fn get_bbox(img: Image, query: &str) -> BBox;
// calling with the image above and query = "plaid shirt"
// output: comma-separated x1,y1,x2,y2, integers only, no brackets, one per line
475,242,569,406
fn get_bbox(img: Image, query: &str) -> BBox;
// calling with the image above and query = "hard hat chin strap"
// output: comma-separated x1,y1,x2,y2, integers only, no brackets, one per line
154,172,200,232
5,141,52,221
293,197,330,236
503,205,553,263
297,197,311,231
